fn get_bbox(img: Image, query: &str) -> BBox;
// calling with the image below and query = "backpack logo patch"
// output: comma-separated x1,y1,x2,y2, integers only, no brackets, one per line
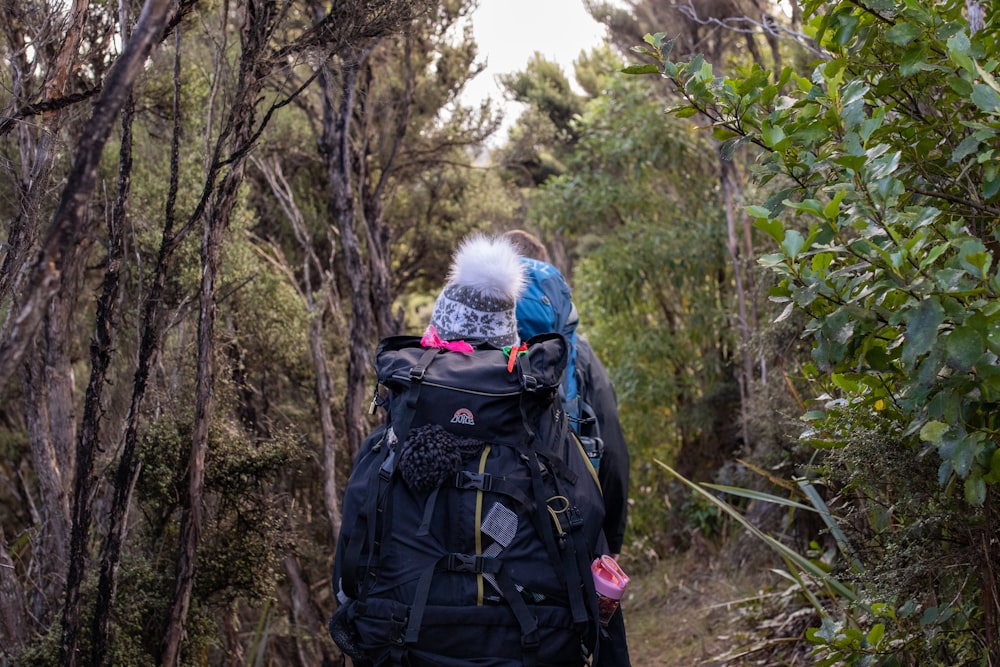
450,408,475,426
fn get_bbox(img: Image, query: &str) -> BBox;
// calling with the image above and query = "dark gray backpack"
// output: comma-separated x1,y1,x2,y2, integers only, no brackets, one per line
331,333,605,667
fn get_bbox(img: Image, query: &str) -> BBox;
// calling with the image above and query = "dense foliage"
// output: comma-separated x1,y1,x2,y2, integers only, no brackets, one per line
631,0,1000,661
524,69,738,548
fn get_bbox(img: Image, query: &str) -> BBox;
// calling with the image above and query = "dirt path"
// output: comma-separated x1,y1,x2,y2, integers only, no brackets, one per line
620,542,816,666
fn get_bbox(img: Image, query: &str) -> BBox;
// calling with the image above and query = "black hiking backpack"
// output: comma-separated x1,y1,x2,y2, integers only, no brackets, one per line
330,333,606,667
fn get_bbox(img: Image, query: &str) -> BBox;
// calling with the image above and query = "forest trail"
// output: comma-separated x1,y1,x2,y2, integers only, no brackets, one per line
623,541,815,666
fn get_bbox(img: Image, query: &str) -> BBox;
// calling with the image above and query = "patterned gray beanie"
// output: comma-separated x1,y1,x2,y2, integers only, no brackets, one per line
427,234,526,348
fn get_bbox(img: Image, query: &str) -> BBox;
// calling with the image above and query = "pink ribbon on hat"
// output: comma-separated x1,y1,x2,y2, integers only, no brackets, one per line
421,325,474,354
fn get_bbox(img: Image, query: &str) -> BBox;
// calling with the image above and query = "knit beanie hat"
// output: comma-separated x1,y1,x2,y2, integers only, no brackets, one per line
427,234,526,348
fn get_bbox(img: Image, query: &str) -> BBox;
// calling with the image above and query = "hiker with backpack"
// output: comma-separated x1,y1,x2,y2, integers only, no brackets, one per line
330,234,610,666
502,229,632,667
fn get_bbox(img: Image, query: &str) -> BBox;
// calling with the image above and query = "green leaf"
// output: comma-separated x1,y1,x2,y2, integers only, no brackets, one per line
965,475,986,506
947,76,973,95
939,459,953,485
860,108,884,142
785,199,825,217
832,154,868,172
920,420,949,445
782,229,805,258
946,325,985,370
622,64,660,76
953,434,976,478
959,239,992,278
903,297,945,365
920,243,948,269
900,42,931,77
866,623,885,647
985,172,1000,199
703,483,816,511
689,54,706,80
823,307,855,346
946,30,970,55
812,252,834,272
810,616,841,643
886,22,922,45
759,252,787,268
951,135,981,163
971,84,1000,113
831,373,860,392
866,149,901,180
761,120,786,148
833,12,860,47
823,189,846,220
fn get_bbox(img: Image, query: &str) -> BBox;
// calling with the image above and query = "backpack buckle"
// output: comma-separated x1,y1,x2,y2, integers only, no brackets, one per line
454,470,493,491
378,449,397,481
521,630,541,653
554,505,584,534
447,553,485,573
409,364,426,381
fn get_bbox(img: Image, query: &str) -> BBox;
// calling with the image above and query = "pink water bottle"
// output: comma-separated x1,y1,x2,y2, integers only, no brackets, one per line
591,555,630,626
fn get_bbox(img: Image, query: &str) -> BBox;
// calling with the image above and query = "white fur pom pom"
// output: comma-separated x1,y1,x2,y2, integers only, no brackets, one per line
448,234,526,301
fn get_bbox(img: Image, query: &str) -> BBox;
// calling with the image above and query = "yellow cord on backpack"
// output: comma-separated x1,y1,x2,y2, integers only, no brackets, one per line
475,446,491,606
546,495,570,538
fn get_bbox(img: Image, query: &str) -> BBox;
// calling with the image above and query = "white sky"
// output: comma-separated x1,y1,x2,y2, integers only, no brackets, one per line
461,0,608,140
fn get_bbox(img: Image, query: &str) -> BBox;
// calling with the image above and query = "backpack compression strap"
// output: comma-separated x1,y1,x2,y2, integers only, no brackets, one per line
342,347,441,599
515,352,595,637
404,553,542,667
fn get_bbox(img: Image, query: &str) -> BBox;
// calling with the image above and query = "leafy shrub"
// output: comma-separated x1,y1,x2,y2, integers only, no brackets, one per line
629,0,1000,659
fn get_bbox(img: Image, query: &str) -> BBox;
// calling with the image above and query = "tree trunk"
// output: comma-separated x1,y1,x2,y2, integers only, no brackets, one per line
161,2,273,661
21,350,70,626
720,156,753,448
0,0,83,304
0,0,174,390
160,208,223,667
30,237,88,626
284,553,336,666
41,0,92,112
0,528,27,650
0,135,56,306
320,49,374,461
59,79,134,666
0,0,95,636
358,33,413,339
90,21,186,664
310,313,343,547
